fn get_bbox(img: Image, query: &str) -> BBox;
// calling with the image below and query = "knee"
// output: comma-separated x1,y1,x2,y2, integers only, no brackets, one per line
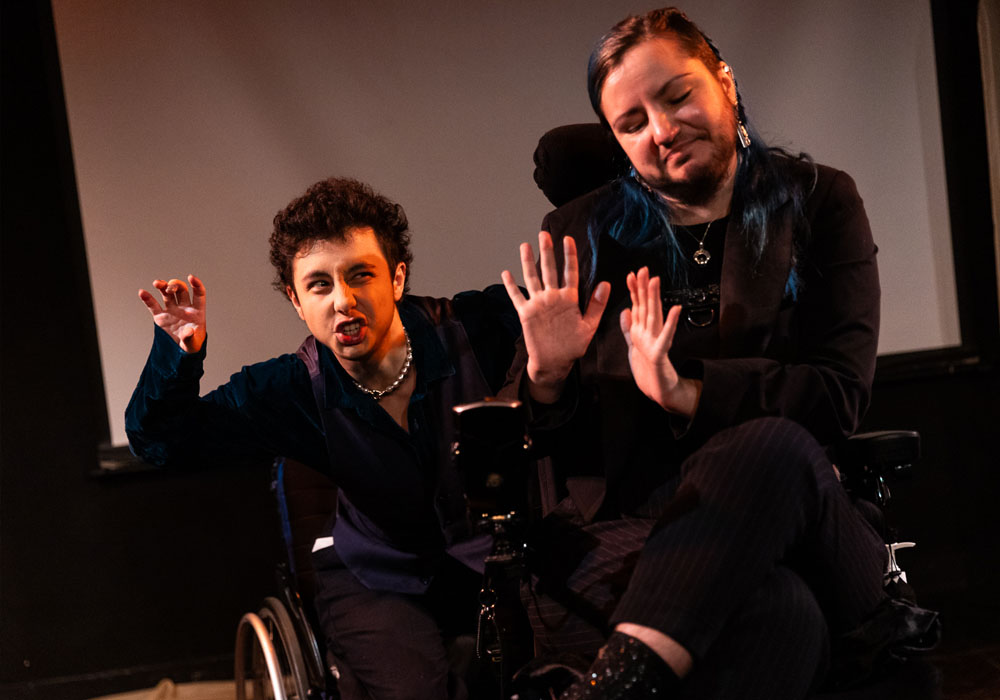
688,417,831,498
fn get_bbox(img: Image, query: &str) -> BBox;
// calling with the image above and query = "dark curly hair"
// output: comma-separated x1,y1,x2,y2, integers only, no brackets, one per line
269,177,414,297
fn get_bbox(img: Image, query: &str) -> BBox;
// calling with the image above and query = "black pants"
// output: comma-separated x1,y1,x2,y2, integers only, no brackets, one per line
526,417,887,699
311,548,483,700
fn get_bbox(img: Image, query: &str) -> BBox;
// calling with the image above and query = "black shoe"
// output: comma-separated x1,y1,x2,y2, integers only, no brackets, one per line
827,596,941,688
558,632,680,700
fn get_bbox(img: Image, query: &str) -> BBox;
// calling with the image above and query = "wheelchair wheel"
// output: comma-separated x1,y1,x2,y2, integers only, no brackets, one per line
280,585,329,687
235,596,312,700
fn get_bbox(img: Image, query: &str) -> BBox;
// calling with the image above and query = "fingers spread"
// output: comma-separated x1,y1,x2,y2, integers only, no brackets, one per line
188,274,206,303
501,269,527,308
165,278,189,306
661,304,682,345
647,275,662,329
619,307,633,346
562,235,579,291
519,242,542,295
138,289,163,315
538,231,560,290
582,280,611,328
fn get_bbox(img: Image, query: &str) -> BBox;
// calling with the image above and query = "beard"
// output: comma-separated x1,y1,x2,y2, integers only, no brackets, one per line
643,118,739,207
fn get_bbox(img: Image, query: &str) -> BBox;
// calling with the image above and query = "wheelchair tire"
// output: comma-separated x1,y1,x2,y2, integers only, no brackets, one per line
280,586,328,688
235,597,313,700
235,611,287,700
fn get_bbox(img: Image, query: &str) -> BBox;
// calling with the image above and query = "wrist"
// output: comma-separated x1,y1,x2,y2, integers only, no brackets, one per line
659,377,702,417
526,360,572,404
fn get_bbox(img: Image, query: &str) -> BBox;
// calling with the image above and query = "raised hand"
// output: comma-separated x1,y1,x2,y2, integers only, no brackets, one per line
138,274,207,353
502,232,610,403
619,267,701,417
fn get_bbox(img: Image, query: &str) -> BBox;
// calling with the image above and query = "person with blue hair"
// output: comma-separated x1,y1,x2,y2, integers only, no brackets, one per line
502,7,936,699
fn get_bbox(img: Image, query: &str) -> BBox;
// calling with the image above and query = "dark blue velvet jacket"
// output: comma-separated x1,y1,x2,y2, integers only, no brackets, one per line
126,287,519,593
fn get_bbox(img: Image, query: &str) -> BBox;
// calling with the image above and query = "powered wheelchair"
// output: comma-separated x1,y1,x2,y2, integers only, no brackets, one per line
232,415,926,699
234,123,933,700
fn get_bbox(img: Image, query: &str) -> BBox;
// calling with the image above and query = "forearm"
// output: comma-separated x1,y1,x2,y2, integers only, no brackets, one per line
687,357,871,445
126,328,208,464
125,326,317,467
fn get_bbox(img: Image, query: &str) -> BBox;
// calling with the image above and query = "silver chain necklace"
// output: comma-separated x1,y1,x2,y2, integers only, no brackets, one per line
351,329,412,400
682,220,714,265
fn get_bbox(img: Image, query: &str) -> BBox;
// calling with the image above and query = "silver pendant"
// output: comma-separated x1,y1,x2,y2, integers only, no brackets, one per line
693,246,711,265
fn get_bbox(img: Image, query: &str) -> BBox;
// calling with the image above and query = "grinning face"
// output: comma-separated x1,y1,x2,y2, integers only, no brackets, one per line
599,36,739,206
286,226,406,373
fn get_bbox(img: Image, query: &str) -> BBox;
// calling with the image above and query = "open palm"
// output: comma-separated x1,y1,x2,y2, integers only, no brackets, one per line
502,232,610,401
619,267,684,410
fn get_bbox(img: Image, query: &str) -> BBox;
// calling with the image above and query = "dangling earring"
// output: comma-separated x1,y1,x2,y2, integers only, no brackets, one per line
737,118,751,149
723,64,752,149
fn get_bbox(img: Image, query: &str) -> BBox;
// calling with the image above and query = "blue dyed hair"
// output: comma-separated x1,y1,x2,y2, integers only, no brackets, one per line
584,7,814,300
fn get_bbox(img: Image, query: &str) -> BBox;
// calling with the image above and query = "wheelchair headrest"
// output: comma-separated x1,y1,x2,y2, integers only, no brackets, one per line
533,123,628,207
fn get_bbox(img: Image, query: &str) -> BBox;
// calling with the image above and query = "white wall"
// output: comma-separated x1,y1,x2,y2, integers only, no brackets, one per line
52,0,958,446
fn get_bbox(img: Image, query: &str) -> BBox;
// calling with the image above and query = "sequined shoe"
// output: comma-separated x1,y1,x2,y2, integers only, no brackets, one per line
559,632,680,699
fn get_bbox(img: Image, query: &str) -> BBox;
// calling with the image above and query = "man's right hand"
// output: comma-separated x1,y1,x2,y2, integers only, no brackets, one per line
138,274,207,354
501,232,610,403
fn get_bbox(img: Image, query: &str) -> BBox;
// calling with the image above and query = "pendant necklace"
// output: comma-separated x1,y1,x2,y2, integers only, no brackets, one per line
683,220,714,265
351,329,412,400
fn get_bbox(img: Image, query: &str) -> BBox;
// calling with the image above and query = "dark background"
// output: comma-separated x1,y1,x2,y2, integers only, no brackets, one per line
2,1,997,698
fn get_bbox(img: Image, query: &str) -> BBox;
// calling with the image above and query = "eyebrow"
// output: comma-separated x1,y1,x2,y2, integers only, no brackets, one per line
299,260,378,282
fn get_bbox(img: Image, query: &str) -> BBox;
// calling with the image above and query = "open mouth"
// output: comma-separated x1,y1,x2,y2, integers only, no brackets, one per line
335,319,366,345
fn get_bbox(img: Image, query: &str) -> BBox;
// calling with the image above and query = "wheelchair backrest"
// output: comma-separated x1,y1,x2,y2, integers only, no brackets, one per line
273,457,338,605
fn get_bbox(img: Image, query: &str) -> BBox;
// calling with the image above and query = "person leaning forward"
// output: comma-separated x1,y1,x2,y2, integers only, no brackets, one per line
127,177,520,700
500,7,938,700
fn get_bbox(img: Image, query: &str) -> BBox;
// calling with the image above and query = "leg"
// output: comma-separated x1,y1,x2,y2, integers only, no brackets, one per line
311,547,473,700
523,517,654,659
559,418,886,698
611,417,886,656
679,567,829,699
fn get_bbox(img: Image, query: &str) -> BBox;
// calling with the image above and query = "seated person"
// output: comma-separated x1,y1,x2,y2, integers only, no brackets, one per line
500,7,936,699
127,176,520,700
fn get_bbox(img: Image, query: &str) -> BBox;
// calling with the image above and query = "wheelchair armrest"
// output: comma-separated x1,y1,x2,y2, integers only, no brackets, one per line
840,430,921,478
837,430,920,506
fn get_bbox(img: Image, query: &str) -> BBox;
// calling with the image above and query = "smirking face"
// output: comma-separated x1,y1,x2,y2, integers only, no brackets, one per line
600,36,740,206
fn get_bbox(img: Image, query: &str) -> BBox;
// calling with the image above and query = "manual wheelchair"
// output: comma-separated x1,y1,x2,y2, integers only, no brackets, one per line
234,399,534,700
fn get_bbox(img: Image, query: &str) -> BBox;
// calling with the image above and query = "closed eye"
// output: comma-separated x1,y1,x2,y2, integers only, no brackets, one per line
668,89,692,105
620,118,647,135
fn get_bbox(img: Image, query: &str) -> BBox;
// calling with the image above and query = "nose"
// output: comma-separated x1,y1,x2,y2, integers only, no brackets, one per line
332,283,356,313
650,110,678,147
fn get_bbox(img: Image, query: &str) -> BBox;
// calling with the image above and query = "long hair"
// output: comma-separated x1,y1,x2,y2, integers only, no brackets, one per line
585,7,814,297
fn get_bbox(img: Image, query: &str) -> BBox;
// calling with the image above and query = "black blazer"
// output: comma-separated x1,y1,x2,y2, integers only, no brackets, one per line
503,158,879,518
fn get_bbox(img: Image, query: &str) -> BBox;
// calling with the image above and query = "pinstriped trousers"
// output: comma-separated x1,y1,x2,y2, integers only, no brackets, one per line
525,417,888,698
